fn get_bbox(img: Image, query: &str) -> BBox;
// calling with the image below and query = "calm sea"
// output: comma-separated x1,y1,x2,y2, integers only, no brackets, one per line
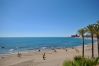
0,37,92,54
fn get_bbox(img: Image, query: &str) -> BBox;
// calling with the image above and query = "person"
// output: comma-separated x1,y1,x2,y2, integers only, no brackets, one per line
72,47,74,49
1,57,5,59
38,49,41,52
66,49,67,52
43,53,46,60
53,49,56,52
52,48,57,52
17,52,22,57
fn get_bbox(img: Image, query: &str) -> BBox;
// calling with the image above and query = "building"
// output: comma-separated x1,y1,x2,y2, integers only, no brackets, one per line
71,34,80,38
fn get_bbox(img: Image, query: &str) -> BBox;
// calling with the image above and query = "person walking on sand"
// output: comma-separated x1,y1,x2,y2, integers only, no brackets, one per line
43,53,46,60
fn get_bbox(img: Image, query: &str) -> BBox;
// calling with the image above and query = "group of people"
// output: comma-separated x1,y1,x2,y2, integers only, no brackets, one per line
17,50,46,60
16,48,79,60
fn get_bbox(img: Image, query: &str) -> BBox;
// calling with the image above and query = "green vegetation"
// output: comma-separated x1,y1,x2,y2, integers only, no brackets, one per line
87,24,95,58
78,21,99,58
78,28,86,57
63,56,99,66
63,21,99,66
93,22,99,57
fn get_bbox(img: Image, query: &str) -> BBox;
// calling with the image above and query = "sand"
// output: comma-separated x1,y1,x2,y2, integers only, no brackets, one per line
0,43,98,66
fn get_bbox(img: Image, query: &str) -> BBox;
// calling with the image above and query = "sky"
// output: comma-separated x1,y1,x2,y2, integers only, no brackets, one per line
0,0,99,37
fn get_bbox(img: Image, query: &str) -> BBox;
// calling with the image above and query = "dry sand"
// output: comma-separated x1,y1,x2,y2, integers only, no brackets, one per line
0,43,98,66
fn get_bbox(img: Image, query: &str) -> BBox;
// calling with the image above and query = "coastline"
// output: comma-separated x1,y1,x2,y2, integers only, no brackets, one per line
0,39,96,56
0,42,98,66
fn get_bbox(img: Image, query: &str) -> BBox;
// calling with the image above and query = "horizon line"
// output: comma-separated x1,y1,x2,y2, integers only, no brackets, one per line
0,36,70,38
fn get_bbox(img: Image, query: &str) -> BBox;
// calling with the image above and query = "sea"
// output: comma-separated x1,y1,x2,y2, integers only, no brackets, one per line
0,37,93,54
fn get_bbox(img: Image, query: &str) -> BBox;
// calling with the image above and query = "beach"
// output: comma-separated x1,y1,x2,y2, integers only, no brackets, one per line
1,0,99,65
0,43,98,66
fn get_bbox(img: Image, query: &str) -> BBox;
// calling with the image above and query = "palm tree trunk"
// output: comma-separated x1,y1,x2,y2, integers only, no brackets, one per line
82,36,84,57
91,33,94,58
97,36,99,57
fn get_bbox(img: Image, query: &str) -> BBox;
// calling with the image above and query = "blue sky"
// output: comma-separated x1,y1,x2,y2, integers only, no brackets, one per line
0,0,99,37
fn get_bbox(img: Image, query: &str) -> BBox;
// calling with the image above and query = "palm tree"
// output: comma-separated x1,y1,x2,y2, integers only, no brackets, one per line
78,28,86,57
93,22,99,57
87,24,94,58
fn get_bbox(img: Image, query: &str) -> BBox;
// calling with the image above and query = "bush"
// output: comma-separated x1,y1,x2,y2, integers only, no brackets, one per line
63,61,73,66
74,56,82,61
63,56,99,66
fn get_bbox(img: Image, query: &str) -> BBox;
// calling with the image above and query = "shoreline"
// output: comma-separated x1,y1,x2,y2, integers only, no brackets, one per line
0,41,97,56
0,42,98,66
0,41,97,58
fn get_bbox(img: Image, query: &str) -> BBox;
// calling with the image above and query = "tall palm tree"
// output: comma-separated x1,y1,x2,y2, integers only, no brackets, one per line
93,22,99,57
87,24,94,58
78,28,86,57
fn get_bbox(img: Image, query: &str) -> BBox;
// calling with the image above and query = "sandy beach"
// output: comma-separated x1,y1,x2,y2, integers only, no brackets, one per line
0,43,98,66
1,0,99,65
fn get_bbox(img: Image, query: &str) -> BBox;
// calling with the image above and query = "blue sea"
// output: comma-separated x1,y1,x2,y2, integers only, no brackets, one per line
0,37,92,54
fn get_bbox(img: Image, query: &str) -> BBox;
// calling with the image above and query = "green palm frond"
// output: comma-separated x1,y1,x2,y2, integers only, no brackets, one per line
93,22,99,36
78,28,86,37
87,24,95,34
